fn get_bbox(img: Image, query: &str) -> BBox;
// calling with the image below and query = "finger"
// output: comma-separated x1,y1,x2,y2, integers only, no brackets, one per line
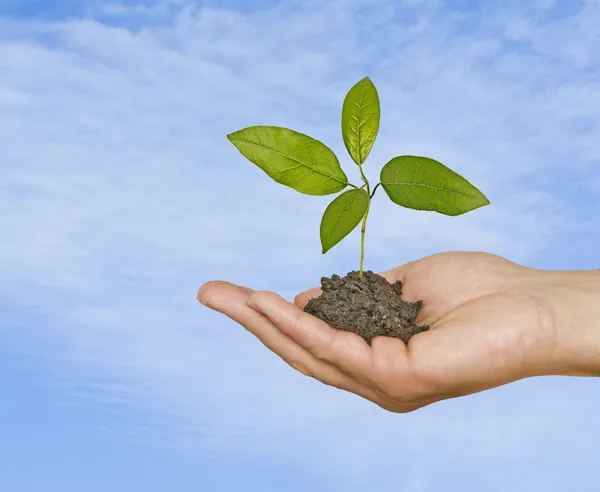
294,287,321,308
247,290,374,381
370,336,410,374
198,281,381,401
198,281,253,300
375,266,403,281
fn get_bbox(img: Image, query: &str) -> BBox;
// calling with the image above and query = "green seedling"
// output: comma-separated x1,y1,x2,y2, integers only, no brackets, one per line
227,77,490,278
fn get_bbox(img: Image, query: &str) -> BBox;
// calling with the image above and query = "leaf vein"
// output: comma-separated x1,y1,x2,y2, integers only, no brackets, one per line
237,137,346,185
327,191,363,241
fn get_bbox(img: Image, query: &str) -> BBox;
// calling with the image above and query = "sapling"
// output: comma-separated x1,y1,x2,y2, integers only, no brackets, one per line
227,77,490,343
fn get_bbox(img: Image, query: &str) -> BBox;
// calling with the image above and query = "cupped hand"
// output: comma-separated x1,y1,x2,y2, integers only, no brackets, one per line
197,251,579,412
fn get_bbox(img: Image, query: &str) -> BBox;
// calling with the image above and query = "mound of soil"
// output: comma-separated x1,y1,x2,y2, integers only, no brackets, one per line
303,270,429,344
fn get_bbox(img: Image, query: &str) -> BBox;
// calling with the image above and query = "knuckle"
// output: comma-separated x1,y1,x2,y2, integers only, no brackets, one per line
373,385,421,411
375,399,403,413
249,290,274,305
376,397,417,413
311,339,333,361
320,377,345,391
288,359,312,378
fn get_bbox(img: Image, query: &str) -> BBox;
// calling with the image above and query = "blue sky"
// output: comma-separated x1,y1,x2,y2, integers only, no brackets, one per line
1,0,600,490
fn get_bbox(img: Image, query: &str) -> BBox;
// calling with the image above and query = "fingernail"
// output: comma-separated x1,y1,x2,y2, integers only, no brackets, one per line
197,288,209,306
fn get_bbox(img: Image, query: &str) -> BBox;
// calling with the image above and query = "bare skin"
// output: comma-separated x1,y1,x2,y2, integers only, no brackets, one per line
197,252,600,412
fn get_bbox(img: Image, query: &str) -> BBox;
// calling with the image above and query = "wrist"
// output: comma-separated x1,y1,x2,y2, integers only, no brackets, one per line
538,269,600,376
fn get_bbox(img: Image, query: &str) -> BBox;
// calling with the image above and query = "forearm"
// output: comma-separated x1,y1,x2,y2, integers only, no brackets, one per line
541,269,600,376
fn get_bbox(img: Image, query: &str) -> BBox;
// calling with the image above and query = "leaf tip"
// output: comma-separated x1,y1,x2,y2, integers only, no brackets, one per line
227,128,250,142
476,192,491,209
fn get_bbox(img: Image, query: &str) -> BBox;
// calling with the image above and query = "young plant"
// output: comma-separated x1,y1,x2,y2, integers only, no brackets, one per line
227,77,489,278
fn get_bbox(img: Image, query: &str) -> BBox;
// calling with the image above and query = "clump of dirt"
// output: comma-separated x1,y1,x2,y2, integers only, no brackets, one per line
303,270,429,344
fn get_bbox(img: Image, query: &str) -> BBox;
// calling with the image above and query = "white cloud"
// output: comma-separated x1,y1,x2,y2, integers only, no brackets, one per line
1,0,599,484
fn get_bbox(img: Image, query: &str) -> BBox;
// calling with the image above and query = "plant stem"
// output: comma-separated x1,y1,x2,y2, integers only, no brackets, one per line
359,198,370,278
370,182,381,198
358,164,371,279
358,165,370,194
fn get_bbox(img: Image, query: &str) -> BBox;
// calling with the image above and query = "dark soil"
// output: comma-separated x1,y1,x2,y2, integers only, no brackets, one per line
303,270,429,344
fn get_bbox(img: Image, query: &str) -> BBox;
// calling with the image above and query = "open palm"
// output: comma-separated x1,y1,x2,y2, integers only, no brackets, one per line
198,252,559,412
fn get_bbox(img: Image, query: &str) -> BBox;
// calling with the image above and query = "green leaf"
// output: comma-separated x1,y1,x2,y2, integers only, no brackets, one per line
227,126,348,196
341,77,380,165
320,189,370,253
380,156,490,216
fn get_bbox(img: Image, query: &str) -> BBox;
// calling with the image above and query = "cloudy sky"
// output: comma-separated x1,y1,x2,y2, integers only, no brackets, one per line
1,0,600,490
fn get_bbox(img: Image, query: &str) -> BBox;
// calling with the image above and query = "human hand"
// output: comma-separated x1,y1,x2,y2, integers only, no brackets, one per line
197,252,600,412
